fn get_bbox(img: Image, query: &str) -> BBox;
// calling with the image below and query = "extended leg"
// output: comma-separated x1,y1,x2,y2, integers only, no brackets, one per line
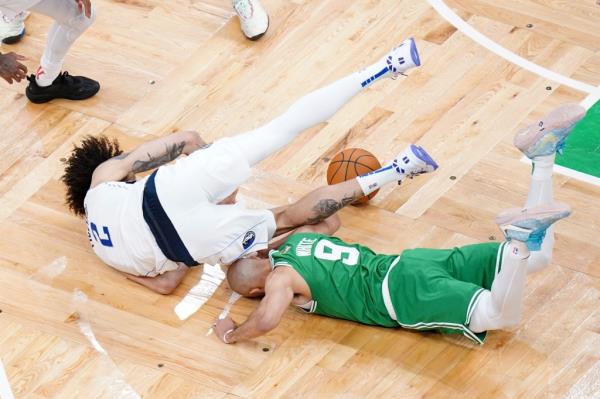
29,0,95,85
24,0,99,103
514,104,586,273
226,38,421,166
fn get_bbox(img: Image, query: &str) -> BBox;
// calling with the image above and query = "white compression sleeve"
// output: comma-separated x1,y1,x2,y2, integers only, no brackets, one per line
525,154,555,273
225,60,391,166
469,241,530,333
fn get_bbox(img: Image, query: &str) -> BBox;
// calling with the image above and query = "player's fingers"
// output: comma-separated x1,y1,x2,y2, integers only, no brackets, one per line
15,54,28,61
17,63,28,73
83,0,92,18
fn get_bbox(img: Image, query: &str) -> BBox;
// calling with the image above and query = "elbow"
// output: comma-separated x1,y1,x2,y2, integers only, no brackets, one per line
326,214,341,235
155,279,178,295
185,131,205,150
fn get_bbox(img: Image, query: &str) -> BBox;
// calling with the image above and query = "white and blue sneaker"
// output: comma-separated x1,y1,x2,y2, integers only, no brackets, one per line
514,103,586,159
232,0,269,41
496,203,571,251
383,37,421,77
0,11,28,44
392,144,438,181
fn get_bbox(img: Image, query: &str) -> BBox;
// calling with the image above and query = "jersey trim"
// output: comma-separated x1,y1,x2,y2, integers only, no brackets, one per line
142,171,198,267
381,256,401,320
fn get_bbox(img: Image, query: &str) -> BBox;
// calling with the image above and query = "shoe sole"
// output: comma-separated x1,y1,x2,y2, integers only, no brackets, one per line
246,16,269,41
495,203,571,227
514,103,586,156
411,144,438,170
1,28,25,44
409,37,420,67
25,84,100,104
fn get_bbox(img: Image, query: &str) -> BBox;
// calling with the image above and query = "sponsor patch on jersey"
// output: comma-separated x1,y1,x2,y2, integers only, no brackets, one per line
242,231,256,250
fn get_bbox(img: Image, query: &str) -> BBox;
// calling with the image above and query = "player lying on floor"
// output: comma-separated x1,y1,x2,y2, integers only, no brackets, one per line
61,38,437,294
215,103,585,344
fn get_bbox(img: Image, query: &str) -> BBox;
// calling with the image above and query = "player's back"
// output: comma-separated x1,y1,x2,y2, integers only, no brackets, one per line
269,233,398,327
84,179,176,276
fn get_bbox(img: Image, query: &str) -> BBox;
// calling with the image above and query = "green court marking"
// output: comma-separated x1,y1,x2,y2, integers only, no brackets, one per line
556,100,600,178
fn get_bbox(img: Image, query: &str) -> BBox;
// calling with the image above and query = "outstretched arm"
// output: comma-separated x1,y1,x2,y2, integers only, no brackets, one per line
272,179,362,236
91,131,207,187
122,264,189,295
215,271,294,343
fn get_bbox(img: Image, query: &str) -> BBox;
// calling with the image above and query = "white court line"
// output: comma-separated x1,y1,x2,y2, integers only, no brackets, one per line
175,264,226,320
72,290,140,399
426,0,598,94
0,358,15,399
206,291,242,336
427,0,600,186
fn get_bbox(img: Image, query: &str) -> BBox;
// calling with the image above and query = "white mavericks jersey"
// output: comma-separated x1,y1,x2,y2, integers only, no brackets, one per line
83,179,179,277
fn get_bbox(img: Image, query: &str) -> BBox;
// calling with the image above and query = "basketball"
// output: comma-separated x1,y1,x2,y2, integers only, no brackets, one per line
326,148,382,205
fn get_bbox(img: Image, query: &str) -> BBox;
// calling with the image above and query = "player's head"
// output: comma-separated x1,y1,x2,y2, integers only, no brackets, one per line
61,135,123,216
227,256,271,297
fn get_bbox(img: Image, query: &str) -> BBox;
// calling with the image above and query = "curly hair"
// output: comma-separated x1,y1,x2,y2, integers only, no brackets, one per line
61,135,123,217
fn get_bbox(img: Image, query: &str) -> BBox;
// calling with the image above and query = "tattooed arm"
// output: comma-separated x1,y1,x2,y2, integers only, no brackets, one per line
90,131,208,187
271,179,364,236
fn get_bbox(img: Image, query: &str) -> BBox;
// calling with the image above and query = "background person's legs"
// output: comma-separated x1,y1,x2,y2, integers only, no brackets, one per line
29,0,96,86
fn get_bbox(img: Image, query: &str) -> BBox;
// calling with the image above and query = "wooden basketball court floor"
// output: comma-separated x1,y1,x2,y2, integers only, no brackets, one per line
1,0,599,397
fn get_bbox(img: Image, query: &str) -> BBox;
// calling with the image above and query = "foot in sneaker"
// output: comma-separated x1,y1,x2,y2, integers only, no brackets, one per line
392,144,438,180
25,71,100,103
496,203,571,251
514,103,586,159
0,11,27,44
383,37,421,77
232,0,269,41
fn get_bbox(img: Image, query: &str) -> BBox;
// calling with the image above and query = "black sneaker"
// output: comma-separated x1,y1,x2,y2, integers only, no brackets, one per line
25,71,100,104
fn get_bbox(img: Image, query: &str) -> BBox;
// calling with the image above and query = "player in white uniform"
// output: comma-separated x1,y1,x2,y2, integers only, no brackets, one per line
63,38,439,294
0,0,99,102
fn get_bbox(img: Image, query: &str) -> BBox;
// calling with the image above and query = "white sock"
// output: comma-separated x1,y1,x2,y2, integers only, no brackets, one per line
35,64,61,87
525,154,555,273
355,165,402,195
356,60,390,88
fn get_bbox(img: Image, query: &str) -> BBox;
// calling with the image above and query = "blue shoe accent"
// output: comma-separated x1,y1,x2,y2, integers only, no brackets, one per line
409,37,420,67
502,209,570,251
525,229,546,251
411,144,438,170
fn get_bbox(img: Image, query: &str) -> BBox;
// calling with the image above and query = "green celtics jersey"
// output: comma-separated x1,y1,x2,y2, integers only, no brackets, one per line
269,233,398,327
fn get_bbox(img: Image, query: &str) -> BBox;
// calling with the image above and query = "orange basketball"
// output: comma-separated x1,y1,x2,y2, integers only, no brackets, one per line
326,148,381,205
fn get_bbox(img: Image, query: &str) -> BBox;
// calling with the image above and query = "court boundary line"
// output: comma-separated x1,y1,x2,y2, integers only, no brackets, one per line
427,0,600,186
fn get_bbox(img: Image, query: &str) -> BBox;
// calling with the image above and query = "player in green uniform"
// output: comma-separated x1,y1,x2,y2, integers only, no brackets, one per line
214,103,584,345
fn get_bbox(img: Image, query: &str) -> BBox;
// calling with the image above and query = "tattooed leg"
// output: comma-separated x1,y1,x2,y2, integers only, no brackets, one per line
272,179,364,235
